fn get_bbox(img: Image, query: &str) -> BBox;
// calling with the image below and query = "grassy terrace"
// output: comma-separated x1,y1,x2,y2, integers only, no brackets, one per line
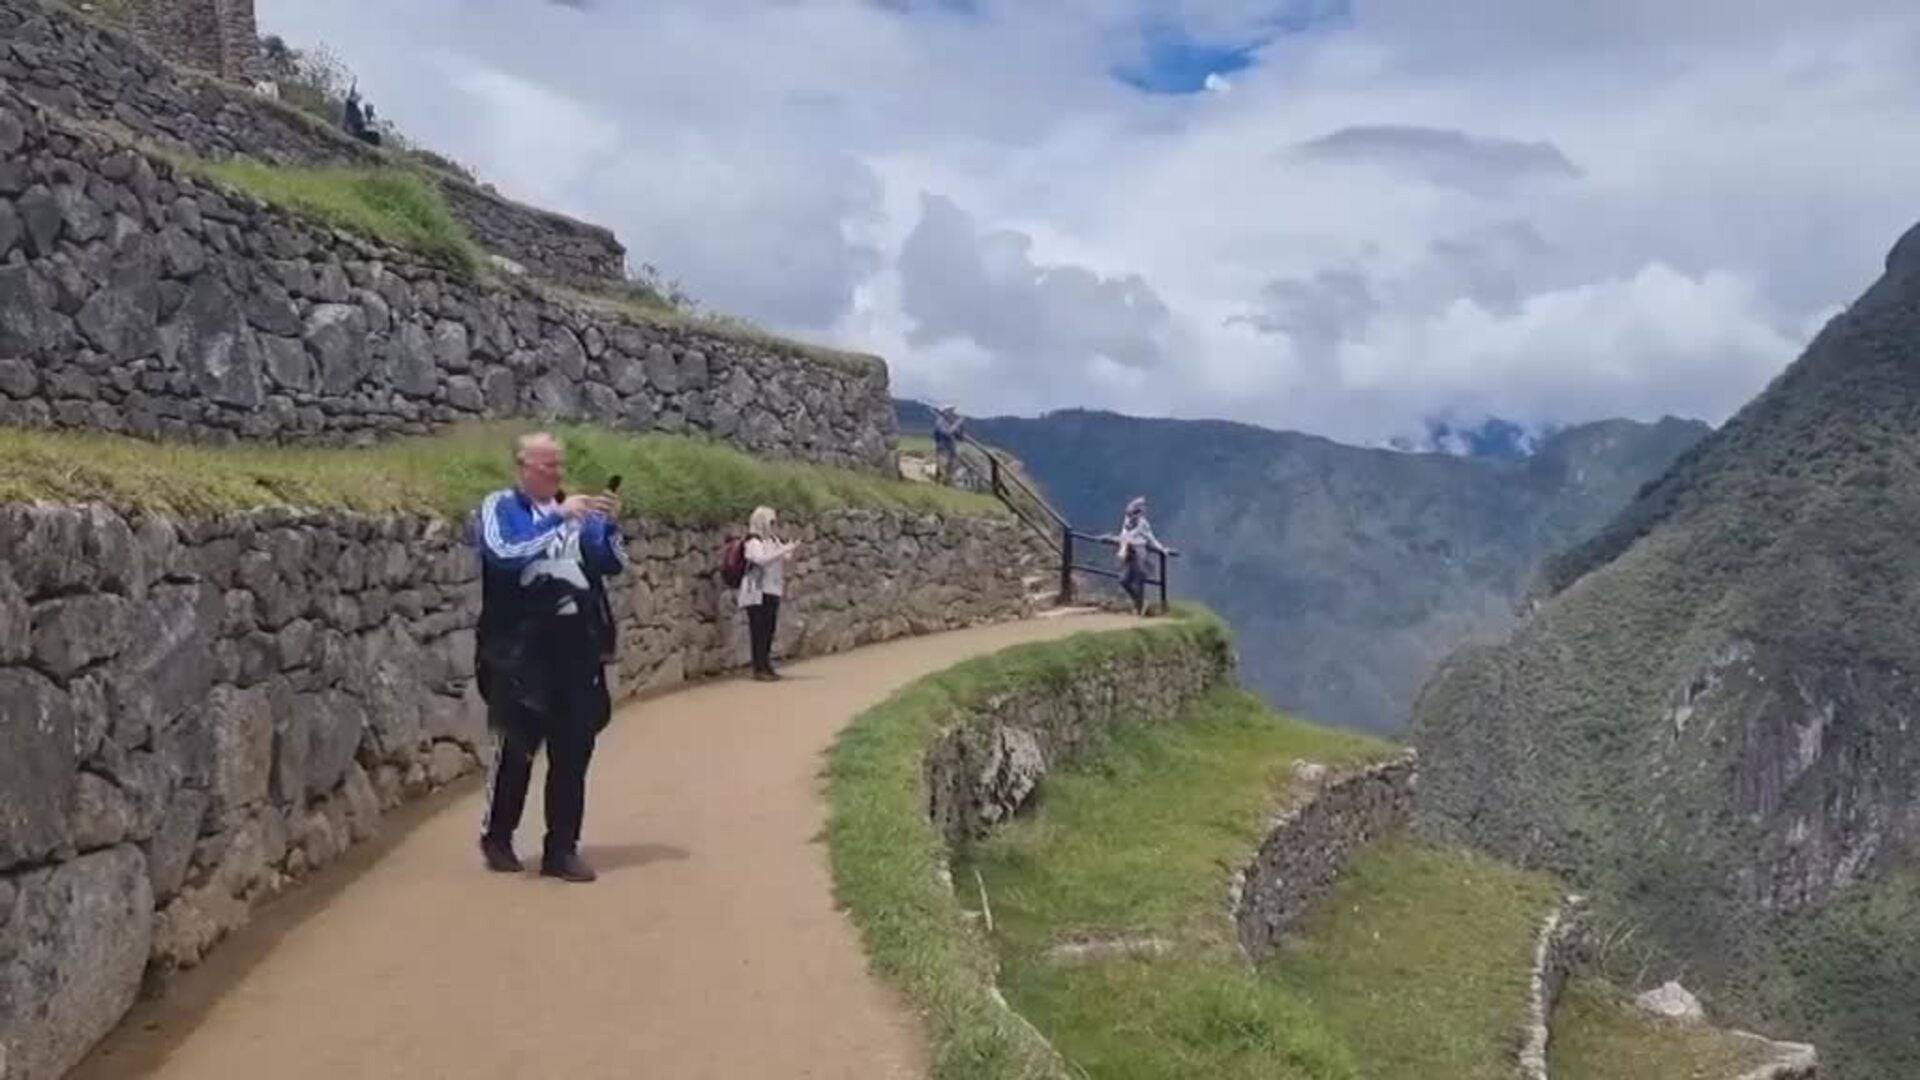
826,613,1237,1080
162,153,881,372
826,612,1576,1079
962,688,1389,1080
1277,840,1563,1079
187,159,484,274
964,688,1562,1080
0,423,1002,525
1550,978,1778,1079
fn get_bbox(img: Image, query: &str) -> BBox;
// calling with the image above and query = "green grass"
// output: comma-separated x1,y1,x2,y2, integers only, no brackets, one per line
549,283,885,376
181,158,483,274
957,682,1556,1080
824,612,1237,1080
0,422,1003,525
1548,978,1775,1080
962,688,1389,1080
1276,840,1565,1080
169,156,886,373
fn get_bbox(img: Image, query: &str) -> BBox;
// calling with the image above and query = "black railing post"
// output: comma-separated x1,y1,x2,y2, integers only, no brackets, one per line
1157,549,1169,614
988,453,1001,495
1058,528,1074,605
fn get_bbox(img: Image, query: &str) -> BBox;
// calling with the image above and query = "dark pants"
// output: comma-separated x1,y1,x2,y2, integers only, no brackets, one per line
1121,554,1148,613
747,594,782,673
480,631,602,863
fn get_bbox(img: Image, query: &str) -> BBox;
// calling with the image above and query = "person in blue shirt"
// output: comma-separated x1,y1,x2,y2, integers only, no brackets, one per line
471,432,626,883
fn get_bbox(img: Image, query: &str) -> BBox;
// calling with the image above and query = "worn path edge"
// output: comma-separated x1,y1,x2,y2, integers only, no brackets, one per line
79,613,1135,1080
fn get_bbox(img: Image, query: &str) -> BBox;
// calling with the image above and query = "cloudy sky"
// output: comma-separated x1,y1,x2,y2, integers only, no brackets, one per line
257,0,1920,445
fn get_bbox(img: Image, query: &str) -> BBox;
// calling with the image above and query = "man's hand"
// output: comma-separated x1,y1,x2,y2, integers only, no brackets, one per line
560,494,600,521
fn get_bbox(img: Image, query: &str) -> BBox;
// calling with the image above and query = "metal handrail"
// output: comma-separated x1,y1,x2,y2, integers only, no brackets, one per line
1063,530,1178,612
934,431,1178,612
951,436,1063,551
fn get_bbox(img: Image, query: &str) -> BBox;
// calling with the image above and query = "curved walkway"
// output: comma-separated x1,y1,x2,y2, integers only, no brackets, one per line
112,613,1133,1080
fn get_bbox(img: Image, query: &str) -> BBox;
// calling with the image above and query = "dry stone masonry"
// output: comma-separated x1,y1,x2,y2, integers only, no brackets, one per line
0,0,628,284
127,0,261,83
0,86,895,468
1229,751,1418,960
923,623,1236,846
1517,896,1592,1080
0,500,1036,1080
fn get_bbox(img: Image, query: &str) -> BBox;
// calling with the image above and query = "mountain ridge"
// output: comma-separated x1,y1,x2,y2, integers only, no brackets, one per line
1411,221,1920,1079
896,399,1709,732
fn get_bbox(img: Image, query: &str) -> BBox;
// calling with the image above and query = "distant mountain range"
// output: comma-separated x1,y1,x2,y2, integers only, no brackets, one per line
895,399,1708,733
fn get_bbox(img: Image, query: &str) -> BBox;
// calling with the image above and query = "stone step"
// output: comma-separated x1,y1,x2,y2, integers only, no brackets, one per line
1035,605,1104,620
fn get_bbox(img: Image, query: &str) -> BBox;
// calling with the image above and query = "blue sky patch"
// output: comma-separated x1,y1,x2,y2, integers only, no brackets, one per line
1114,1,1352,94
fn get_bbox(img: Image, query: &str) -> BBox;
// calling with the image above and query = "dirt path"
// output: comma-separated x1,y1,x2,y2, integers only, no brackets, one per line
111,613,1134,1080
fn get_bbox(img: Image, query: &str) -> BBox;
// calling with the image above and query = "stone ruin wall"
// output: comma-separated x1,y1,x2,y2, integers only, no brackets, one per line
129,0,261,84
4,0,627,284
0,501,1040,1080
0,85,896,469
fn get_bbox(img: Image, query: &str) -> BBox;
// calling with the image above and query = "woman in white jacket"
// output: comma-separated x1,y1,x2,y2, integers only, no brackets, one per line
738,505,799,680
1115,496,1175,615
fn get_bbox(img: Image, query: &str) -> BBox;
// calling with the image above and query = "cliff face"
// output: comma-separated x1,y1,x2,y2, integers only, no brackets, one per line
1412,222,1920,1080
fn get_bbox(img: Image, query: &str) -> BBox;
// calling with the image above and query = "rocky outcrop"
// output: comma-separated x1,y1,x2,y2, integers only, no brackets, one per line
922,621,1235,846
1637,980,1706,1022
1736,1040,1820,1080
0,0,627,285
1229,752,1418,960
0,499,1035,1080
0,86,894,468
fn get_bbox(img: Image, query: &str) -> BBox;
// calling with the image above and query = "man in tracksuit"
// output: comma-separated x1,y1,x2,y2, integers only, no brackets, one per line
472,432,626,883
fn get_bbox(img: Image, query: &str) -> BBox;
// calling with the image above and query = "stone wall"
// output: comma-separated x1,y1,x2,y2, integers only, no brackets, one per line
0,499,1036,1080
923,620,1236,847
1517,896,1592,1080
1229,751,1417,961
0,88,896,469
129,0,259,83
0,0,628,284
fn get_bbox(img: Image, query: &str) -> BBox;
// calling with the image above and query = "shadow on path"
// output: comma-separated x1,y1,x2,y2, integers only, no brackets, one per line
583,842,692,875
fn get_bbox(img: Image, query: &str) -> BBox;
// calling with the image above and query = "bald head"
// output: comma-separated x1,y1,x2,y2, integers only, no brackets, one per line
515,431,565,501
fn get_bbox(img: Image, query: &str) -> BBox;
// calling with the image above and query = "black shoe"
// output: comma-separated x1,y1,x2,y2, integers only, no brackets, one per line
753,669,781,681
540,851,598,883
480,835,522,873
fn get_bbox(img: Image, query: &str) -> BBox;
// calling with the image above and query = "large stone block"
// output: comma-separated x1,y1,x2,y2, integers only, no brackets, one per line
0,846,152,1080
0,668,76,869
108,582,219,746
207,684,274,818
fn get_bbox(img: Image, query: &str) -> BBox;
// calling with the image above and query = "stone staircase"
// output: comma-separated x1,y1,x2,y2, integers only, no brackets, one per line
1023,572,1102,619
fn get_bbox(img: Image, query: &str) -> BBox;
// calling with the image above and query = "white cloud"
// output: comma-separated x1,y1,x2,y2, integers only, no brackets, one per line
255,0,1920,443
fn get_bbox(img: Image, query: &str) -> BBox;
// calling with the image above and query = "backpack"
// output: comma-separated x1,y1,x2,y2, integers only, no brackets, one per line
719,534,748,588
